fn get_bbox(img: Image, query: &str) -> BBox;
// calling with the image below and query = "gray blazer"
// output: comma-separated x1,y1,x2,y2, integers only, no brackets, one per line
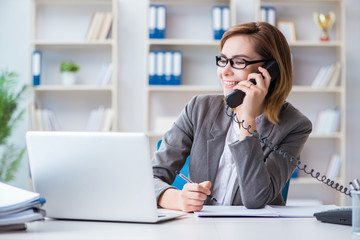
152,94,312,208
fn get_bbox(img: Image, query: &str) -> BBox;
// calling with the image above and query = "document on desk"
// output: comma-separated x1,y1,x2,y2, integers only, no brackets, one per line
194,205,337,218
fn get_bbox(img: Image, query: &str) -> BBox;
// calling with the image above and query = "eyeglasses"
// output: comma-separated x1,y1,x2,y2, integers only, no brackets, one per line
215,55,269,70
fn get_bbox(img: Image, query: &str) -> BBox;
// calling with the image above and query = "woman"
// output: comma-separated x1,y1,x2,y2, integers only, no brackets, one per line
152,22,312,212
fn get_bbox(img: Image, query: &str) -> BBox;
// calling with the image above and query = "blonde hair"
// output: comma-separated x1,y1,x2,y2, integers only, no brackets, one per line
220,22,292,124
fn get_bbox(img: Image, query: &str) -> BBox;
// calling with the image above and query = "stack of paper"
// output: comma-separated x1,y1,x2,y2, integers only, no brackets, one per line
0,182,46,231
194,205,337,218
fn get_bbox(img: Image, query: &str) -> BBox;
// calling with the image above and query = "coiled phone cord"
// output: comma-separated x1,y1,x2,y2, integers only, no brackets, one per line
227,106,352,197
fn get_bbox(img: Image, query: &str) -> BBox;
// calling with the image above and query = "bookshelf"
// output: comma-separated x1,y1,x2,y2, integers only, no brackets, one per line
27,0,118,132
144,0,235,145
255,0,346,205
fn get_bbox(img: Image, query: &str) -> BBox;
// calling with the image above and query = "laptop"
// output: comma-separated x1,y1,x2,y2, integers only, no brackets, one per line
26,131,185,223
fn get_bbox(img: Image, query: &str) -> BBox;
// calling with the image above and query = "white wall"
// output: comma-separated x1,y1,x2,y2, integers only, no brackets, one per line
0,0,29,188
0,0,359,206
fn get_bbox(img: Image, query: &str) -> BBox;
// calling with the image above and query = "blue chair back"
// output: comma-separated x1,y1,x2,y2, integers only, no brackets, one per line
156,140,290,203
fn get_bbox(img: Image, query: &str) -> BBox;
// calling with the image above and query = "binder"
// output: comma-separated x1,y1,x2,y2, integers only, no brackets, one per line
149,5,157,39
155,51,165,84
156,5,166,39
148,51,156,85
149,5,166,39
31,51,41,86
172,51,182,85
261,6,276,26
221,6,230,37
212,6,222,40
212,6,230,40
164,51,173,84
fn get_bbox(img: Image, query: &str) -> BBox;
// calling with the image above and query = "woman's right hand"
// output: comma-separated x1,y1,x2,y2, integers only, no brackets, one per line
179,181,212,213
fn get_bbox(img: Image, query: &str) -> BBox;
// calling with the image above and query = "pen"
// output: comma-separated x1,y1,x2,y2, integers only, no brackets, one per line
175,171,218,202
353,179,360,191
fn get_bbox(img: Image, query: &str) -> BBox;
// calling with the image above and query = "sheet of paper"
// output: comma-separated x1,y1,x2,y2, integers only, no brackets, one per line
194,205,279,217
0,182,39,211
268,205,338,217
194,205,338,218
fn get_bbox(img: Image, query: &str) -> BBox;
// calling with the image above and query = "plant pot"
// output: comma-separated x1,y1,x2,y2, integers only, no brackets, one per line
61,72,77,85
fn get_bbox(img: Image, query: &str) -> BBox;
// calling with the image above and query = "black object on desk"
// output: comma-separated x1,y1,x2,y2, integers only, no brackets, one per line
314,208,352,226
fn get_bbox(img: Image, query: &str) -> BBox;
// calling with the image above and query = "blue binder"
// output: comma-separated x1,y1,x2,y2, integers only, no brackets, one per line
171,51,182,85
148,51,156,85
212,6,230,40
31,51,42,86
149,5,166,39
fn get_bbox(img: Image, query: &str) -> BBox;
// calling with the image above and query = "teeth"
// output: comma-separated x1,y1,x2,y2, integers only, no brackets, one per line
225,81,238,85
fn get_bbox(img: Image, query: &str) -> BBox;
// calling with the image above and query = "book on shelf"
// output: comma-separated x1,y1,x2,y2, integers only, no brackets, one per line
86,12,113,41
87,106,113,131
0,182,46,231
31,51,42,86
148,50,182,85
212,6,230,40
325,154,341,180
261,6,276,26
149,5,166,39
313,108,341,134
311,62,341,88
31,108,61,131
96,63,113,85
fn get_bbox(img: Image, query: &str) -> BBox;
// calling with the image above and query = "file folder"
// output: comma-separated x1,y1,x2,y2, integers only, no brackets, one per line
156,5,166,39
172,51,182,85
148,51,156,85
31,51,41,86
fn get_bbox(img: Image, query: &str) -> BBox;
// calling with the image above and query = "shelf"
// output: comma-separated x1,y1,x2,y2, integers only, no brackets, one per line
35,0,113,3
147,85,342,93
31,40,115,47
288,40,342,47
30,85,113,92
291,177,343,185
149,39,220,46
291,86,342,93
147,85,222,92
260,0,341,3
309,132,343,139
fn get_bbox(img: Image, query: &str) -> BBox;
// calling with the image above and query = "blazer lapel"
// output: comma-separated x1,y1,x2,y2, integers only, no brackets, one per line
207,103,232,188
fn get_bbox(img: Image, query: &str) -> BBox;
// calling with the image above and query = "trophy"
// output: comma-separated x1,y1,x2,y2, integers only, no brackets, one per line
313,11,335,41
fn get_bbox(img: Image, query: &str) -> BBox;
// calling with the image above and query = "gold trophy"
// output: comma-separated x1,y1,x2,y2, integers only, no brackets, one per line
313,11,335,41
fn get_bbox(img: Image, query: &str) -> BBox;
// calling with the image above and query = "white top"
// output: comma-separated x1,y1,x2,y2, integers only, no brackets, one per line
212,119,240,205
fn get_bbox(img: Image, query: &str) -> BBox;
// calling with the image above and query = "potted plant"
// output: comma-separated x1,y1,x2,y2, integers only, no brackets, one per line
0,69,26,182
60,61,80,85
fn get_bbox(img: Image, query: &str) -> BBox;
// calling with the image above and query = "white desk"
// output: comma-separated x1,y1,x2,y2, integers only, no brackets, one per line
0,215,355,240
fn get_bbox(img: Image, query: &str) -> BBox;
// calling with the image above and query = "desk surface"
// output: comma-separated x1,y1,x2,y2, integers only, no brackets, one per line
0,215,355,240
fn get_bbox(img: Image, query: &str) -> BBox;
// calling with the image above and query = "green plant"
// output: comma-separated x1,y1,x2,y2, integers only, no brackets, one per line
60,61,80,73
0,69,26,182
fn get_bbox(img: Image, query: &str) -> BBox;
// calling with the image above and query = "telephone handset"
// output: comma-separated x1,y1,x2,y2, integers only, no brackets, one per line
225,60,280,108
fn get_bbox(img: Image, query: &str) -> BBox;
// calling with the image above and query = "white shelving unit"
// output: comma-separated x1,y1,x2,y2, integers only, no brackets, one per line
255,0,346,205
144,0,235,144
27,0,118,132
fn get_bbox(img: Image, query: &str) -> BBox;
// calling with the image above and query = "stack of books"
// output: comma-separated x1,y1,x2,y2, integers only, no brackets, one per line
325,154,342,180
87,106,114,132
30,106,61,131
0,182,45,231
313,108,341,134
311,62,341,88
86,12,113,41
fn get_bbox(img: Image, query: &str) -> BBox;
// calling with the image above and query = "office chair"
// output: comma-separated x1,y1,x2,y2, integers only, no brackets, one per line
156,140,290,204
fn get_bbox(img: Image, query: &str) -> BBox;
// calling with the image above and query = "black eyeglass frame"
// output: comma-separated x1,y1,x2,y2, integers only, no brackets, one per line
215,55,270,70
